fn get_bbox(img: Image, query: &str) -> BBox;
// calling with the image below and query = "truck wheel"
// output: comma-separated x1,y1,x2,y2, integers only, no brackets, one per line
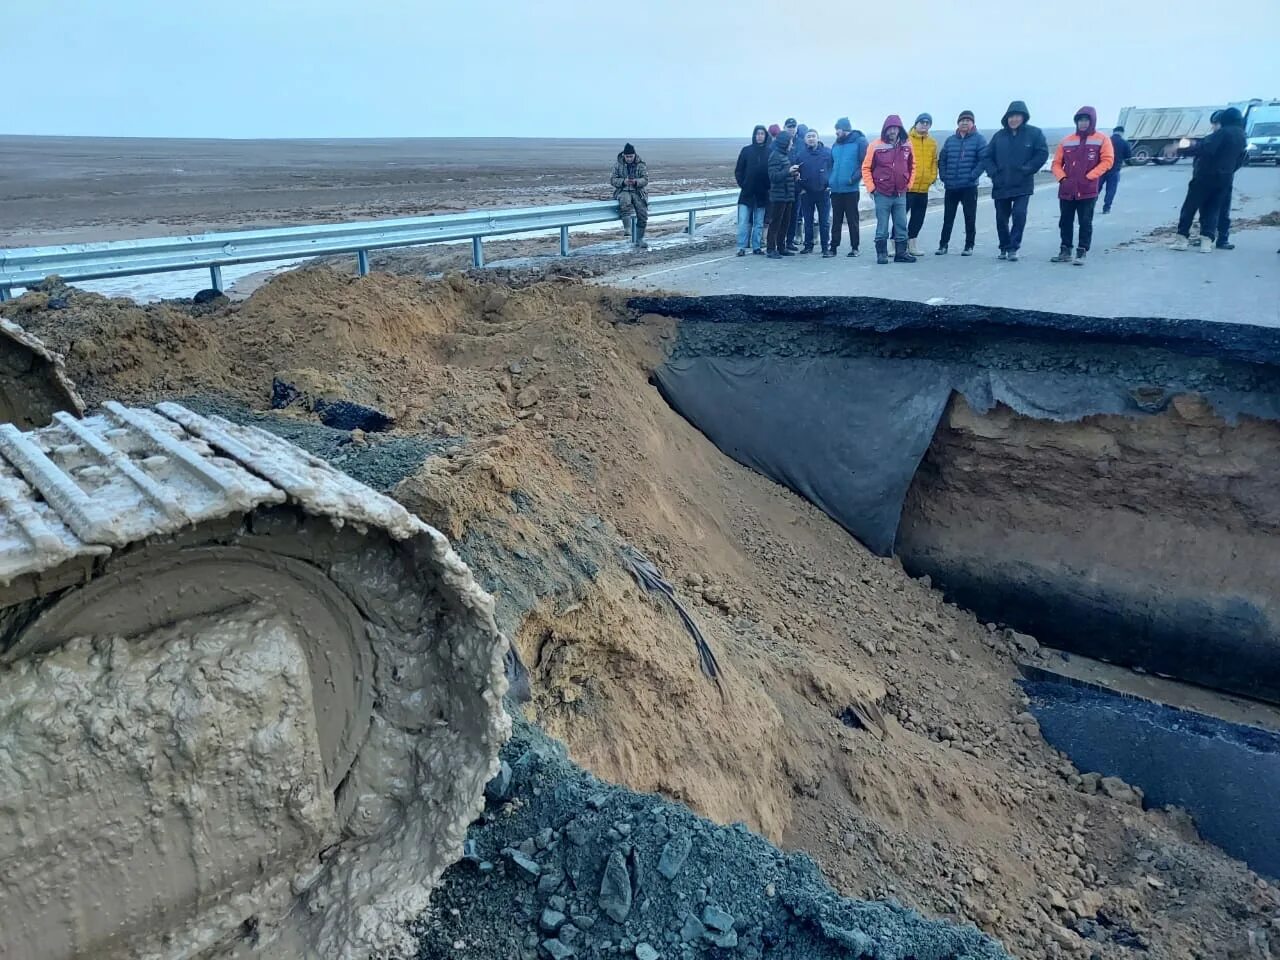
1130,144,1154,165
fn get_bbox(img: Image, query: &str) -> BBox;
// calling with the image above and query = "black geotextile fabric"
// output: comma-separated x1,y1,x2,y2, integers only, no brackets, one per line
642,295,1280,556
654,357,949,556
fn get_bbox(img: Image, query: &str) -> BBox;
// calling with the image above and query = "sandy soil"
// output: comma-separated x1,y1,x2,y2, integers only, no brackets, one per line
5,271,1278,959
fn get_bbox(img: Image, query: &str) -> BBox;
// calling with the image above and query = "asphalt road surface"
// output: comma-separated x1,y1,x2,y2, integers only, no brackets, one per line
599,165,1280,327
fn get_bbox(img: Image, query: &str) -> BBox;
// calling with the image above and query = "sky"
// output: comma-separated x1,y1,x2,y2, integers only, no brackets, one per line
6,0,1279,140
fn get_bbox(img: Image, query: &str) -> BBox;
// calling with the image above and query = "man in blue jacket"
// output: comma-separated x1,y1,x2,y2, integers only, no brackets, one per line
829,118,867,257
1100,125,1131,214
796,128,834,255
935,109,987,255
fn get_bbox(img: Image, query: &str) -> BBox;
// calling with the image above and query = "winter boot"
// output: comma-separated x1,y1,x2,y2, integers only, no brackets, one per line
962,244,974,256
907,238,921,257
1007,249,1019,262
998,250,1008,260
800,245,814,254
1170,235,1190,251
621,215,634,241
1072,248,1087,266
1198,236,1213,253
935,244,948,256
875,239,889,264
1051,245,1072,262
636,226,649,250
821,247,835,258
894,241,917,263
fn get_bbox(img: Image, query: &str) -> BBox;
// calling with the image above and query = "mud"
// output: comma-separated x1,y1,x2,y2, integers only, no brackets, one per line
5,274,1278,959
0,404,511,960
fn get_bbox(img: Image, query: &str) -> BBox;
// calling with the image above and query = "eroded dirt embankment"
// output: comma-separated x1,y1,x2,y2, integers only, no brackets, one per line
899,392,1280,703
5,273,1277,959
639,293,1280,705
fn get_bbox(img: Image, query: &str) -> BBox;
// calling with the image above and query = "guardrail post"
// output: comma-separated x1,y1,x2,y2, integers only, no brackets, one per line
560,226,570,257
471,237,483,268
209,265,223,293
687,210,697,235
0,287,10,303
357,250,370,276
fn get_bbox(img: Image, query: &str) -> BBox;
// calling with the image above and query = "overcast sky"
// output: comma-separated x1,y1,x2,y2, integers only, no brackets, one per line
7,0,1279,139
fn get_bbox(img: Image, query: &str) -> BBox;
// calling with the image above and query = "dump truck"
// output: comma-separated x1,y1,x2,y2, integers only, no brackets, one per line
1114,99,1264,164
0,321,511,959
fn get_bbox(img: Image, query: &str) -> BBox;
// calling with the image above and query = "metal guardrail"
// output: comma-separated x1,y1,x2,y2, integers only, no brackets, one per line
0,189,740,300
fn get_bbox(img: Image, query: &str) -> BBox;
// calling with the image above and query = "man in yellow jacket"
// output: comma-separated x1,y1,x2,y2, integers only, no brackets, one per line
906,113,938,257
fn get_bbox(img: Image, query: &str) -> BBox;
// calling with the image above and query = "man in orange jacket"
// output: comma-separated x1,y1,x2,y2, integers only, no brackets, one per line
1050,107,1114,265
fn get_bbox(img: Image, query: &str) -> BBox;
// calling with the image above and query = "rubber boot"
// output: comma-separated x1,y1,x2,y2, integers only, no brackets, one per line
1073,247,1087,266
875,239,889,264
636,226,649,250
1051,245,1072,262
621,215,634,241
893,240,916,263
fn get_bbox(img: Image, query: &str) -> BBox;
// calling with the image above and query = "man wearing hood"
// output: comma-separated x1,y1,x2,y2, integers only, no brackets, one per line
1100,125,1131,214
861,115,916,264
905,113,939,257
766,131,800,258
1050,107,1114,265
1172,106,1247,251
829,118,868,257
797,128,834,255
936,110,987,256
983,101,1049,261
735,125,771,255
610,143,649,248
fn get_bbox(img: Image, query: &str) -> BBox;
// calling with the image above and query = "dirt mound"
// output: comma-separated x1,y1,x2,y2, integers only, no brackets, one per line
5,271,1276,959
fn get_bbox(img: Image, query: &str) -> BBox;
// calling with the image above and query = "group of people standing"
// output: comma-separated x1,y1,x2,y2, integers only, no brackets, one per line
613,101,1248,265
730,102,1132,265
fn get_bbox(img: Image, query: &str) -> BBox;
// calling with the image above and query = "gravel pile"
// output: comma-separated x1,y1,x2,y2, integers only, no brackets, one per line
412,720,1009,960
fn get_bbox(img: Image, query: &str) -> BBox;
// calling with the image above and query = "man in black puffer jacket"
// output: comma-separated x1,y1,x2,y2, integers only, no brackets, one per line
982,100,1049,262
1172,107,1247,251
735,125,771,255
766,132,799,258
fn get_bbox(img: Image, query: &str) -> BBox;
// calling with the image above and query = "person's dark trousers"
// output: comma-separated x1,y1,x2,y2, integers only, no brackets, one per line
1059,197,1098,251
994,194,1031,252
1176,179,1224,241
831,192,860,251
1100,169,1120,212
905,192,930,240
1217,184,1233,244
800,189,832,250
767,201,794,253
939,187,978,248
787,196,801,247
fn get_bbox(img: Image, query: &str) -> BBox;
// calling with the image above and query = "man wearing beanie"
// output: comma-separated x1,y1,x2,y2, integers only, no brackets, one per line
905,113,938,257
610,143,649,248
983,100,1049,261
936,110,987,255
766,131,800,258
829,117,868,257
1100,125,1131,213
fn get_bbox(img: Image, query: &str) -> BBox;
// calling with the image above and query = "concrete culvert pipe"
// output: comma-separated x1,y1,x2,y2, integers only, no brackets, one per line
0,403,510,959
636,294,1280,705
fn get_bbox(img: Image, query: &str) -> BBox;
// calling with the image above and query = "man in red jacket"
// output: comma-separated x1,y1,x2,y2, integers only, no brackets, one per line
1050,107,1114,265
